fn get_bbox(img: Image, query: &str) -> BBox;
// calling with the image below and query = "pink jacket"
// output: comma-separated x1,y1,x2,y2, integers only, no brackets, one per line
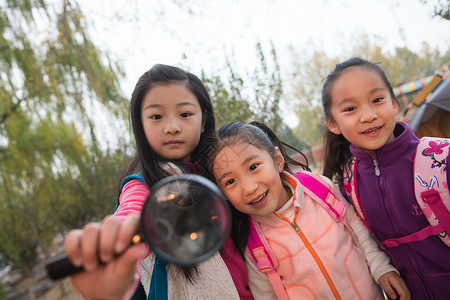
247,172,395,299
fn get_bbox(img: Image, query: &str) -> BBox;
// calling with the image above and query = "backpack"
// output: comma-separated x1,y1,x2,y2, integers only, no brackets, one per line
246,171,352,300
344,136,450,248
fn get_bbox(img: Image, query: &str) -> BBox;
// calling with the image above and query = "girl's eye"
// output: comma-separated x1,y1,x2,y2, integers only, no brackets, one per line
180,112,192,118
373,97,383,103
249,163,259,171
150,114,162,120
225,179,235,186
343,107,356,112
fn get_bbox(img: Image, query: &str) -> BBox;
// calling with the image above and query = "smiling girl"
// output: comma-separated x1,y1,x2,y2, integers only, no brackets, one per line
322,57,450,299
211,121,409,299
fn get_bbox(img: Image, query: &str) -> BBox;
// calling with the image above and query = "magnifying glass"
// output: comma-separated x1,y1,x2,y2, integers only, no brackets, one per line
45,174,231,280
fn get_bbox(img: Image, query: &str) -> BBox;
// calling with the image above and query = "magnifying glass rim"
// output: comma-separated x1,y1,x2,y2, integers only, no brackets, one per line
140,174,231,266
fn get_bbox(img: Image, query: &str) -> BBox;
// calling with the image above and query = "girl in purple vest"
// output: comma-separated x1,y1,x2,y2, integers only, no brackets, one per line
211,121,409,299
322,57,450,299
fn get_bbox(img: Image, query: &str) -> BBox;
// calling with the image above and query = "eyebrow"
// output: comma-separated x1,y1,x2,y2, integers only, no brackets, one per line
216,154,259,183
368,87,387,94
243,154,259,165
335,97,354,108
217,171,231,184
143,101,198,111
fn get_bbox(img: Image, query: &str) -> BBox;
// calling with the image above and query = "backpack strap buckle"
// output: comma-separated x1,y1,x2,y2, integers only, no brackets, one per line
256,260,275,273
421,189,441,204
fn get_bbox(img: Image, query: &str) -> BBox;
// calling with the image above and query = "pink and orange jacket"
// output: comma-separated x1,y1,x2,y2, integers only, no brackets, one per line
246,172,397,300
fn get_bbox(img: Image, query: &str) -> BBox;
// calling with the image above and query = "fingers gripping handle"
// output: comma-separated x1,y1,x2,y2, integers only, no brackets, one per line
45,233,142,281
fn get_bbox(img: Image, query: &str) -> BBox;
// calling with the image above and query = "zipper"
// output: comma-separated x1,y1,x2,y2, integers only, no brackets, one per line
373,154,401,240
372,158,380,176
275,211,342,300
291,222,342,300
371,155,431,297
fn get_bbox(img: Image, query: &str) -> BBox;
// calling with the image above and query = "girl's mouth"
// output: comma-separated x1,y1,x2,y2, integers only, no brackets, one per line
250,191,268,205
362,126,381,134
165,140,183,145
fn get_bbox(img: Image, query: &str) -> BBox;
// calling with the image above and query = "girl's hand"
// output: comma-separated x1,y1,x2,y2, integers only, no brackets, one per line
64,214,149,299
379,271,411,300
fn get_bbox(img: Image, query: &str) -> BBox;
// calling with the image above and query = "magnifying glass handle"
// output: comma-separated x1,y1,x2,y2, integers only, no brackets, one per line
45,234,143,281
45,253,84,280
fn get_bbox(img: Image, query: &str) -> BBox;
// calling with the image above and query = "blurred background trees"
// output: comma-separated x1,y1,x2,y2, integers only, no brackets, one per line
0,0,129,273
0,0,448,277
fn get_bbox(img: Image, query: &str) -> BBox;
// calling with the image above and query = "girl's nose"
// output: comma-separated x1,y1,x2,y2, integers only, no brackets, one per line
360,107,377,123
242,180,258,196
165,118,181,134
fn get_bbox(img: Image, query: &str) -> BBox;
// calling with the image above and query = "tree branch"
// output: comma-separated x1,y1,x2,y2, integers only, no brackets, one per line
0,98,25,125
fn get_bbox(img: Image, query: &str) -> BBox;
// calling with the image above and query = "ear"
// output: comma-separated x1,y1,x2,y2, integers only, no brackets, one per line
274,146,285,173
325,118,342,135
201,117,206,133
393,99,399,115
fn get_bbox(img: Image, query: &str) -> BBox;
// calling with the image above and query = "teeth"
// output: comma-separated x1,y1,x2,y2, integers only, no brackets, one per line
364,127,380,134
251,192,267,204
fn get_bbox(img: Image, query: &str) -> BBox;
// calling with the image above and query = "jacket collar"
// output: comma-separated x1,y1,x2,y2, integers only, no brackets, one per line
180,160,203,175
280,171,304,211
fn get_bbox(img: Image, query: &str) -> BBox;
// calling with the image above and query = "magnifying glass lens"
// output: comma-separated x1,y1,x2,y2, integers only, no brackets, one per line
140,174,230,266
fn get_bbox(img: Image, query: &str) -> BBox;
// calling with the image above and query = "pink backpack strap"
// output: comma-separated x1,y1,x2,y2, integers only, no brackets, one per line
344,159,369,222
247,217,289,300
294,171,365,247
294,172,346,222
382,224,448,247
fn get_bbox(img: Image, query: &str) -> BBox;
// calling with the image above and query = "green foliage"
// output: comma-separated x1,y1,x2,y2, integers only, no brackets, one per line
249,42,283,132
205,42,284,130
278,123,307,152
0,0,129,271
285,49,340,144
202,60,253,126
202,42,304,151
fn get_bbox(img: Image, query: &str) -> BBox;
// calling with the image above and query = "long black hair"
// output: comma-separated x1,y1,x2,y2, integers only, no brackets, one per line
210,121,310,258
321,57,398,185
